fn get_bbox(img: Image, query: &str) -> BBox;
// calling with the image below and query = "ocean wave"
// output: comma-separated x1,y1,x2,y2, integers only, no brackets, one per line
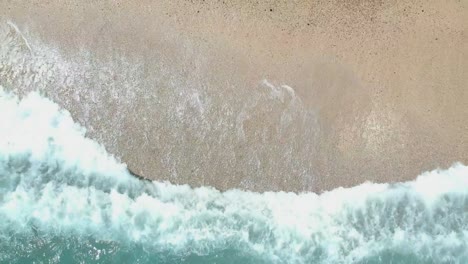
0,89,467,263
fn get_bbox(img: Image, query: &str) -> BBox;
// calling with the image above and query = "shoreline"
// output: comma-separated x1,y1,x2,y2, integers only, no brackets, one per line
1,0,467,192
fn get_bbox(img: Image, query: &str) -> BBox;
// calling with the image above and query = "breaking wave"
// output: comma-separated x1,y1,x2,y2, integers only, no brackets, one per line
0,89,467,263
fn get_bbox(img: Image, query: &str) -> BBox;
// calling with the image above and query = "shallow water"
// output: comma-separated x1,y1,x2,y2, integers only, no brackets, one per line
0,89,467,263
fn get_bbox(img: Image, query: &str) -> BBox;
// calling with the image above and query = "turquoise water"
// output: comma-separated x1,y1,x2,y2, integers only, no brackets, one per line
0,90,467,263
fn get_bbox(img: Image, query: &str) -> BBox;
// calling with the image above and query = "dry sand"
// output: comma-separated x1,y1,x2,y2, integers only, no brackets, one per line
1,0,467,192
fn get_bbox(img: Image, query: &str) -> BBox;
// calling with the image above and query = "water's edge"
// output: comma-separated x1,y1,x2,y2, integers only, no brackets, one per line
0,89,466,263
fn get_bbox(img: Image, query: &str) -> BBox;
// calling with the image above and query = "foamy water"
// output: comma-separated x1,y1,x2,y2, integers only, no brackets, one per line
0,89,467,263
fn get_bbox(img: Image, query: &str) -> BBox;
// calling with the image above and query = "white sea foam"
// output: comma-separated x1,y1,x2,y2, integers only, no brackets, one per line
0,89,467,263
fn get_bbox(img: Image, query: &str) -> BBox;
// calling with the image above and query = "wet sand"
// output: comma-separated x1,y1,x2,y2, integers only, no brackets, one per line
1,0,467,192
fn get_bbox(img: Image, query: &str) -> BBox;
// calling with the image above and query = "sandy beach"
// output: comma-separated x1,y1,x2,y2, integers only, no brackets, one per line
1,0,467,192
